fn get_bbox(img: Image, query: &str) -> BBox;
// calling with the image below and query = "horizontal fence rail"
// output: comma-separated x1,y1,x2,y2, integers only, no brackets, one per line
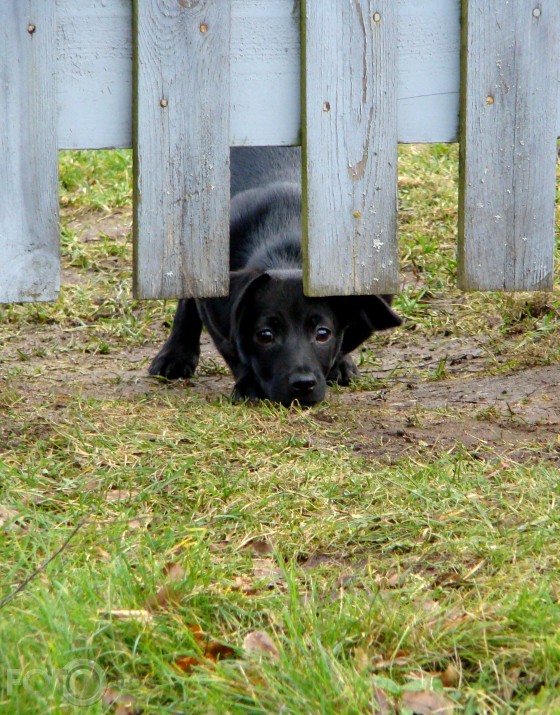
1,0,559,303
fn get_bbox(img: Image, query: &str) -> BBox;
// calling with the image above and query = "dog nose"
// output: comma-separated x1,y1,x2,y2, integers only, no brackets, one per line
289,373,317,395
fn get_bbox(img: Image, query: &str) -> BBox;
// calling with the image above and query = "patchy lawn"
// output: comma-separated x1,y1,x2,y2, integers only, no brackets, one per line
1,147,560,714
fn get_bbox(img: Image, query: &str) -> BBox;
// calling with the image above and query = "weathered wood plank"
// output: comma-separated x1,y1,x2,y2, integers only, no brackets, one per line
133,0,230,299
0,1,59,303
458,1,560,291
302,0,398,296
56,0,465,149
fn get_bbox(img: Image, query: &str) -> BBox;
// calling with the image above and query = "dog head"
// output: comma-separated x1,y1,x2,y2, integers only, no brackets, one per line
204,269,401,406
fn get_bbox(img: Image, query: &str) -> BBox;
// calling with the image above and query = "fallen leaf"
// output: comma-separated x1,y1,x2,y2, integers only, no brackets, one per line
299,552,341,570
252,558,284,587
106,489,139,503
162,561,186,581
0,505,20,529
95,547,112,562
439,664,460,688
204,641,236,661
354,647,370,672
373,686,393,715
126,519,146,530
147,561,186,610
174,655,200,673
187,623,204,641
498,667,521,703
100,609,153,624
102,687,138,715
175,625,235,673
209,539,230,552
384,571,404,588
243,630,280,660
462,559,486,581
240,537,274,555
402,689,455,714
408,664,460,690
232,575,258,595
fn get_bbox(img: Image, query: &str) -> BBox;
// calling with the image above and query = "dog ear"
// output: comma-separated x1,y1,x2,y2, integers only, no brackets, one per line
331,294,402,354
229,271,272,345
195,270,270,370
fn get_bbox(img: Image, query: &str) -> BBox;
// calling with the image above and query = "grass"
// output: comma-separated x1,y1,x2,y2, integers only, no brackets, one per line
1,147,560,714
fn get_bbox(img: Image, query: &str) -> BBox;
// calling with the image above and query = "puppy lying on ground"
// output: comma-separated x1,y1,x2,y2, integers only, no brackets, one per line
149,147,402,405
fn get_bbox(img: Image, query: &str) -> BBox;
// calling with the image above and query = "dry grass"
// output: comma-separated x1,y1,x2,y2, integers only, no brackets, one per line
1,147,560,713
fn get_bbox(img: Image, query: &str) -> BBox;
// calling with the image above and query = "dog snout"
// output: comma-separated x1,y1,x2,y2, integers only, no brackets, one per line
289,373,318,396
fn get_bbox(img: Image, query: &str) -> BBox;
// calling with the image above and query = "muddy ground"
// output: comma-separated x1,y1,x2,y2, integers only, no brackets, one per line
2,211,560,468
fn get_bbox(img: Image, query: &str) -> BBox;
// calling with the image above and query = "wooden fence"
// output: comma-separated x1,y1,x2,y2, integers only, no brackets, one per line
1,0,559,304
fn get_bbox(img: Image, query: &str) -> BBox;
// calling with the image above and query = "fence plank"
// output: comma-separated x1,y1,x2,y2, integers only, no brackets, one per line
133,0,230,299
0,1,59,303
458,0,560,291
302,0,398,296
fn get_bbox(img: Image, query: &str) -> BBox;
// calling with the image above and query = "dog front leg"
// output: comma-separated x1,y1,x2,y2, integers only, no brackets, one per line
327,354,359,386
149,299,202,379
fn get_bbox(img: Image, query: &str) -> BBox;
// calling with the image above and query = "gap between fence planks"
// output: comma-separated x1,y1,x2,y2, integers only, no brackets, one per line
0,1,59,304
458,0,560,291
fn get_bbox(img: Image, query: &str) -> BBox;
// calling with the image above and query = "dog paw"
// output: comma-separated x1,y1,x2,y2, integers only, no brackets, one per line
327,355,359,386
148,349,198,380
231,374,263,402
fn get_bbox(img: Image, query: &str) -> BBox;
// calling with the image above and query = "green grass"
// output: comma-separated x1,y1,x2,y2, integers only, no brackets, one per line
1,147,560,714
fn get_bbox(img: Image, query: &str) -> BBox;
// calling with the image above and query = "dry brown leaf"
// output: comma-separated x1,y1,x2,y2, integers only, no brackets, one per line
106,489,140,503
409,664,460,690
95,547,112,562
114,705,137,715
0,504,20,529
208,539,230,553
402,689,455,715
126,519,145,530
243,630,280,660
175,643,235,673
498,667,521,703
148,562,187,610
252,558,284,586
373,686,393,715
102,687,138,715
439,664,460,688
232,575,258,595
100,609,153,624
385,571,404,588
241,537,274,555
204,640,236,661
162,562,186,581
299,552,340,570
175,655,200,673
354,647,370,672
175,624,235,673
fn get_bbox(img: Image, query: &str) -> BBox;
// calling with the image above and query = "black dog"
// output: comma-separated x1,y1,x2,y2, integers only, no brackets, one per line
149,147,402,405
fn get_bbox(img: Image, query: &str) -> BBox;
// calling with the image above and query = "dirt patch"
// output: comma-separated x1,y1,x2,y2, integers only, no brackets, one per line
3,316,559,467
2,210,560,467
339,355,560,465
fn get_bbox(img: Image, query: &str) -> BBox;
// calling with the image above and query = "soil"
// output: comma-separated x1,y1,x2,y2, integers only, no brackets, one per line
2,211,560,468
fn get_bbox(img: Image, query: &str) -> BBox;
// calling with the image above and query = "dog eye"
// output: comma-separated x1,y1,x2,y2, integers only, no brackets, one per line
315,327,332,343
255,328,275,344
